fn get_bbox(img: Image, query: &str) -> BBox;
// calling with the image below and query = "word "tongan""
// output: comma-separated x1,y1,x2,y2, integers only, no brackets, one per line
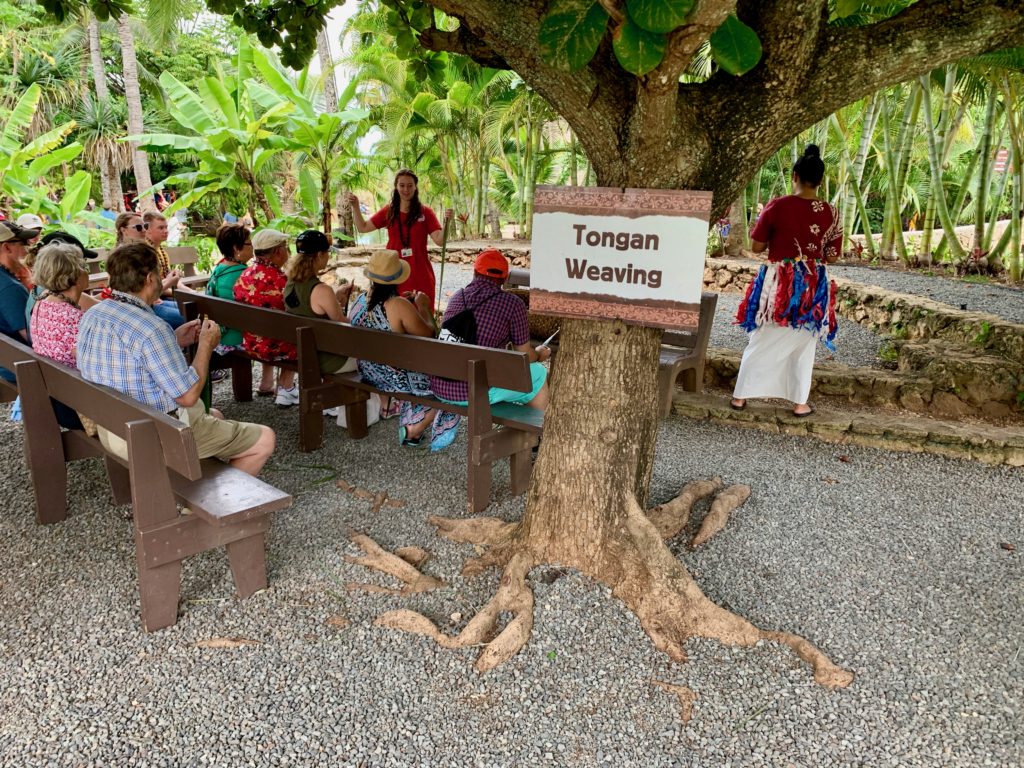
565,259,663,289
573,224,660,251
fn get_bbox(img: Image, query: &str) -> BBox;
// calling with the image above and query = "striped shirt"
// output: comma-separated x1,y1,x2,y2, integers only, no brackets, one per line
77,292,198,412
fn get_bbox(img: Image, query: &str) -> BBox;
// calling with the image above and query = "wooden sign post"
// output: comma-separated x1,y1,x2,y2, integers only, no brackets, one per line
530,186,713,331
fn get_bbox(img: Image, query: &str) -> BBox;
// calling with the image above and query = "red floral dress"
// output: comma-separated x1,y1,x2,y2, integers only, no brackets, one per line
233,256,297,361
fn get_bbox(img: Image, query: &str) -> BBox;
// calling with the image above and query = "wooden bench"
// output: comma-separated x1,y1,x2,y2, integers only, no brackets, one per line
89,246,209,291
505,268,718,417
175,291,543,513
0,335,292,632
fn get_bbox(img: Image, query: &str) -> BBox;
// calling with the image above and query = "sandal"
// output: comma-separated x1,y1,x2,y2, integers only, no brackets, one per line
380,397,402,420
398,425,422,447
256,388,275,397
793,405,816,418
730,398,746,411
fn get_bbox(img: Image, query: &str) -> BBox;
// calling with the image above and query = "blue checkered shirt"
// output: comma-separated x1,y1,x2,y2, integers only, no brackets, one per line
77,292,198,412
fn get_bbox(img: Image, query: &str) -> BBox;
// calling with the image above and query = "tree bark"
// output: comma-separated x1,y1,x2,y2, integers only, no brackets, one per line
117,14,155,212
317,27,340,113
88,15,124,212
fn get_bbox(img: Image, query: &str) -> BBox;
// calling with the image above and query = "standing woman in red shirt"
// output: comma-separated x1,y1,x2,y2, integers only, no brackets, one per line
730,145,841,417
347,169,452,308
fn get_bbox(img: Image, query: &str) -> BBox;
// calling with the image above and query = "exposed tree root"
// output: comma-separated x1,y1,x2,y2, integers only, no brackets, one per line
375,552,535,673
427,515,517,546
690,484,751,549
646,477,723,539
344,533,442,594
651,679,697,724
367,494,853,692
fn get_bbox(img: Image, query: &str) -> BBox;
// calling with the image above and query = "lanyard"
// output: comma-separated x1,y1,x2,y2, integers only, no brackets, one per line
397,210,413,249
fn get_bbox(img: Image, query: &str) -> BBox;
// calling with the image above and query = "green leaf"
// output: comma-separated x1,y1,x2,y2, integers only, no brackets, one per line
26,143,83,179
0,84,41,153
539,0,610,72
159,72,217,135
199,77,240,131
710,14,762,76
613,18,667,75
835,0,860,17
60,171,91,222
298,166,320,218
626,0,694,34
126,133,207,153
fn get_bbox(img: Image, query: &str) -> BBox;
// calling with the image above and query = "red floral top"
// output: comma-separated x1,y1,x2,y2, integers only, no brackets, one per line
233,257,297,361
750,195,842,263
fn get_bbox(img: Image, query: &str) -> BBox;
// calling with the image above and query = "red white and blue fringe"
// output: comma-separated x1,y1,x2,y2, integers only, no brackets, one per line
735,261,838,352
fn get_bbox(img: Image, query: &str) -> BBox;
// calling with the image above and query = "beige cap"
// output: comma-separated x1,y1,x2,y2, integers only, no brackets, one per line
251,228,289,251
15,213,44,230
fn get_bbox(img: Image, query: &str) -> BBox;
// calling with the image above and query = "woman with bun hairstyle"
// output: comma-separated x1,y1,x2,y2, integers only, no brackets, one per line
730,145,841,417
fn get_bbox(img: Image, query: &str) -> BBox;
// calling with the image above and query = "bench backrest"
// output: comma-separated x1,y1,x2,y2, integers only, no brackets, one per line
176,291,533,392
0,335,203,480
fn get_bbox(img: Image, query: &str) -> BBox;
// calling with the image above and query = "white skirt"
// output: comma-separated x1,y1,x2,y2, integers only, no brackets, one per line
732,324,816,404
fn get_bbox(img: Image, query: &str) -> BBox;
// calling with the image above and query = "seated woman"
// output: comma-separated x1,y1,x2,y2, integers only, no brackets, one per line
206,223,251,372
115,211,185,329
349,249,459,451
27,241,94,429
282,229,354,375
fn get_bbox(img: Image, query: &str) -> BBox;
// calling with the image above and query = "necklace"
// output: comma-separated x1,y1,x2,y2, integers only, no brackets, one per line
44,291,81,309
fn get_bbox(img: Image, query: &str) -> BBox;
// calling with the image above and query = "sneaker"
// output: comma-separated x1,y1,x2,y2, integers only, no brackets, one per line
210,369,228,383
323,407,340,418
275,384,300,407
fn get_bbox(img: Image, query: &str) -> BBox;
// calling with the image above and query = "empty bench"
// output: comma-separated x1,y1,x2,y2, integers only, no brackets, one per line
0,336,292,631
505,268,718,416
176,292,543,513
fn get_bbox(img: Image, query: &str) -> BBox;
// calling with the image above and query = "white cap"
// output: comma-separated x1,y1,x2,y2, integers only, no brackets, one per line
15,213,43,230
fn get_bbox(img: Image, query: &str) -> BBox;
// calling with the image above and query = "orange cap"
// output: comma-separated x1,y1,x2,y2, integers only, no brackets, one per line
474,248,509,279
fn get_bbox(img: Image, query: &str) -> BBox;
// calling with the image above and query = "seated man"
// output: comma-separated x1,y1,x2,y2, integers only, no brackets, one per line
77,241,275,476
0,222,39,378
430,248,551,411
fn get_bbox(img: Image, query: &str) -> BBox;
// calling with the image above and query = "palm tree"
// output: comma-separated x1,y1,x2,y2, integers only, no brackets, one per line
86,13,124,211
117,13,154,210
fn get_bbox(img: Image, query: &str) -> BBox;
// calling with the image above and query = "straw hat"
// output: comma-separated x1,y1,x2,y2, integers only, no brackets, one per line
363,249,411,285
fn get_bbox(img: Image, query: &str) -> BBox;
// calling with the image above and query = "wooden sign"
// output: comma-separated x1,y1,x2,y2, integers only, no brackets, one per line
529,186,713,331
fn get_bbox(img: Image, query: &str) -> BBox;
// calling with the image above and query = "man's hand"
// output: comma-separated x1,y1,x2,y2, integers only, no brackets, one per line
198,318,221,349
175,319,201,347
536,345,552,362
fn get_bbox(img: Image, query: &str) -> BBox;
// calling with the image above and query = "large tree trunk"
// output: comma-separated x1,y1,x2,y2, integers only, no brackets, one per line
117,14,154,212
317,28,340,113
88,16,123,212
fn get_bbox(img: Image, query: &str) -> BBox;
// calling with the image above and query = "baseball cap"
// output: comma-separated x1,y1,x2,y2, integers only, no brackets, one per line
251,228,289,252
15,213,44,230
474,248,509,279
0,221,40,244
38,231,98,260
296,229,330,255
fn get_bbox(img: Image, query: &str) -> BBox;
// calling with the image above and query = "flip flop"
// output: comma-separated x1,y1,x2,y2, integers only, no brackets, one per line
793,405,816,418
398,425,422,447
730,399,746,411
256,388,275,397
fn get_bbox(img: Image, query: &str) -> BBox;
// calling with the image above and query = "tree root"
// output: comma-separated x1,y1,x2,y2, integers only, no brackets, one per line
651,679,697,724
428,515,517,546
375,552,535,673
344,533,442,594
690,484,751,549
618,493,853,689
646,477,723,539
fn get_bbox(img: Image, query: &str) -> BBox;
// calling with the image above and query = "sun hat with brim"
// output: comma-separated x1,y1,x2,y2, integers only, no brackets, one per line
251,228,289,252
38,231,98,260
363,249,411,285
15,213,43,230
0,221,40,244
474,248,509,279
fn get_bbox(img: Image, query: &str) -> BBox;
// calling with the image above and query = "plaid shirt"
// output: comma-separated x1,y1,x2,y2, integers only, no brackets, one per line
429,277,529,401
77,292,198,413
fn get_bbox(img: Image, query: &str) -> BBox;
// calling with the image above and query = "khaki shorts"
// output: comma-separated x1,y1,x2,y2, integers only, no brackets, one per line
98,401,264,463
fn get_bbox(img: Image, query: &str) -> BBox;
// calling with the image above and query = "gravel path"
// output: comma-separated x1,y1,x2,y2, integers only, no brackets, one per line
830,264,1024,324
0,390,1020,766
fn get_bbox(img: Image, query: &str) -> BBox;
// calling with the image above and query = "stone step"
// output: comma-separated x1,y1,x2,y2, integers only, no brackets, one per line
704,347,1023,422
672,391,1024,467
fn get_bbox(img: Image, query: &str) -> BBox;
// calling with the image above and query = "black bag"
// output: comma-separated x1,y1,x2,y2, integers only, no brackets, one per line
438,291,501,346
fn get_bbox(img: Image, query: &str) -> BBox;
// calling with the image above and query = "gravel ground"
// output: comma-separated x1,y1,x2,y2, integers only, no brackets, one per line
829,264,1024,324
0,388,1021,767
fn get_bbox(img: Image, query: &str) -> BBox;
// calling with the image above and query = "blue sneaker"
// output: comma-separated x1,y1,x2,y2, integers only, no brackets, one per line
429,424,458,453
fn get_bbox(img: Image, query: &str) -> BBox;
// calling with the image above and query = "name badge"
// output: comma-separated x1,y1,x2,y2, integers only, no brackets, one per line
401,248,413,258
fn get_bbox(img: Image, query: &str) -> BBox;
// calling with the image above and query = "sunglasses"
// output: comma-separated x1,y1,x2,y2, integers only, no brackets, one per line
127,223,148,232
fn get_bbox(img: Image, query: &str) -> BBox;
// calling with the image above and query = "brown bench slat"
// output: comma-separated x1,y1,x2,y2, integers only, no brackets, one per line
171,459,292,525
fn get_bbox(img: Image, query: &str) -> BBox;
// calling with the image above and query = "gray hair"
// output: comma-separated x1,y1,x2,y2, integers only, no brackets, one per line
33,242,86,293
